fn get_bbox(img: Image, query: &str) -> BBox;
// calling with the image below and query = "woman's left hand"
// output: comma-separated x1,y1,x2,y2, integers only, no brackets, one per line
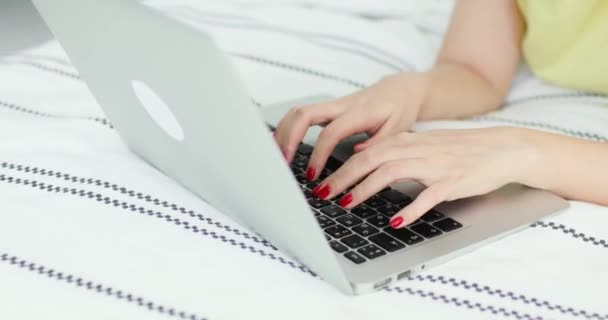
313,127,542,228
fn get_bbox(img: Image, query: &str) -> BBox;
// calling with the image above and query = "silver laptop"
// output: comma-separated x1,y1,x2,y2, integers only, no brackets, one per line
33,0,569,295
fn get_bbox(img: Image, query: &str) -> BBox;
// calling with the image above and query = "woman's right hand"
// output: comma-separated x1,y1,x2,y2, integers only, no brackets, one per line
274,72,429,181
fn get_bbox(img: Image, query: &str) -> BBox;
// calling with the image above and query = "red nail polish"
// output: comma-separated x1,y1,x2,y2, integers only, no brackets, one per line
306,167,316,181
338,193,353,207
390,216,404,229
312,184,322,196
317,184,331,199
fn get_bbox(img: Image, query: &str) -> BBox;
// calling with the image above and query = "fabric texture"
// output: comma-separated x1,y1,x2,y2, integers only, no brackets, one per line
518,0,608,94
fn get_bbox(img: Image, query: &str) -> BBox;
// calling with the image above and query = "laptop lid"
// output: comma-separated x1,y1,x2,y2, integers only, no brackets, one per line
32,0,353,294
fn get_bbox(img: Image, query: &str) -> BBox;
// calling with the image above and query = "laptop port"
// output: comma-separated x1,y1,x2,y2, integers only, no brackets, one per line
397,270,411,280
373,278,392,289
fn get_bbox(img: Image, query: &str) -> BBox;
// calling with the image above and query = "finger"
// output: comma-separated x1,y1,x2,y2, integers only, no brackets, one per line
353,117,401,152
389,182,453,229
336,159,426,208
318,140,411,200
318,135,430,200
307,109,374,181
315,144,393,200
274,102,345,162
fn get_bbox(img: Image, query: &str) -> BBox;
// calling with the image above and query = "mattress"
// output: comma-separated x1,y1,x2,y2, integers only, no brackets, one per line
0,1,607,319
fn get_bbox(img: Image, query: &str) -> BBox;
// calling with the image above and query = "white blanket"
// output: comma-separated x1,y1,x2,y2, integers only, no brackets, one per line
1,1,607,319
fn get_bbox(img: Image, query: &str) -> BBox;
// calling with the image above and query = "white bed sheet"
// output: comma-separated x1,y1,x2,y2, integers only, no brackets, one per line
0,1,607,319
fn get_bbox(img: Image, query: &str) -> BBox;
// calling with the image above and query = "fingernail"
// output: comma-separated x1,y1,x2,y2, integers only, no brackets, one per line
390,216,404,229
312,184,322,196
317,184,331,199
338,193,353,207
282,151,289,162
306,167,316,181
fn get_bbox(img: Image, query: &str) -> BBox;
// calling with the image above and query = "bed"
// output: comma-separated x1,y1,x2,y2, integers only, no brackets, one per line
1,1,607,319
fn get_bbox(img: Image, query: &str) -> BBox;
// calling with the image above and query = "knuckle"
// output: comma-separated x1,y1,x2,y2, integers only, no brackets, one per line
384,133,405,146
364,142,383,153
319,126,337,142
282,143,296,155
378,162,402,180
395,132,416,143
396,131,411,140
290,106,309,119
357,150,376,167
323,102,341,110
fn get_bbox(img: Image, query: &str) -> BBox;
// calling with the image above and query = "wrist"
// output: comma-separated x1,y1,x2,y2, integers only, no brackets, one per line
510,128,561,190
384,71,431,118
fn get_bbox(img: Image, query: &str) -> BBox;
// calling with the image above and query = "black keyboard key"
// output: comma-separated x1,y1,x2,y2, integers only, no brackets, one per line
369,233,406,252
295,174,308,185
379,189,412,205
291,165,303,175
325,156,343,171
341,234,369,248
352,223,379,237
377,204,402,217
319,169,332,180
364,196,387,208
321,205,347,218
421,210,445,222
344,251,366,264
325,225,352,238
351,205,376,219
293,154,309,168
306,180,321,190
367,215,389,228
384,227,424,245
357,244,386,260
312,209,320,216
316,215,336,228
303,189,313,199
297,144,313,156
410,222,443,238
433,217,463,232
336,214,363,227
308,198,331,209
329,240,348,253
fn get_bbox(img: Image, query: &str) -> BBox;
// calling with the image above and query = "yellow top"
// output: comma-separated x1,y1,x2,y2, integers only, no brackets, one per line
518,0,608,94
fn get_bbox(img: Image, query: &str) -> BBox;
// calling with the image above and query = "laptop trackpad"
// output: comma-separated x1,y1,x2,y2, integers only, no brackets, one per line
260,94,368,161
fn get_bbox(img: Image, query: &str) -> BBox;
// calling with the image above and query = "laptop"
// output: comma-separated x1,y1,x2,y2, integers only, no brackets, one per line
32,0,569,295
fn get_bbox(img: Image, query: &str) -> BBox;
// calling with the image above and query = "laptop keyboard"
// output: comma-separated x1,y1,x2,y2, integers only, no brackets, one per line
290,141,464,265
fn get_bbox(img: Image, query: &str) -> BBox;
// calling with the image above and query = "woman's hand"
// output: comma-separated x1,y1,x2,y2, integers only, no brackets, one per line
274,72,429,181
312,127,542,228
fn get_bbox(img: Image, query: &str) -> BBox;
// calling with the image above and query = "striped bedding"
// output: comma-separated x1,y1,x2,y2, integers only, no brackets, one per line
0,1,606,319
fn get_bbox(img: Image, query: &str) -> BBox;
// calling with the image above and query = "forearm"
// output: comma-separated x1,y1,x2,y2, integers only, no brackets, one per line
415,62,507,121
412,0,523,121
519,129,608,206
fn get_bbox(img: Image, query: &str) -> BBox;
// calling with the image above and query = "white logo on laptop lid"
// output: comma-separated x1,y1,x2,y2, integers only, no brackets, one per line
131,80,185,141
